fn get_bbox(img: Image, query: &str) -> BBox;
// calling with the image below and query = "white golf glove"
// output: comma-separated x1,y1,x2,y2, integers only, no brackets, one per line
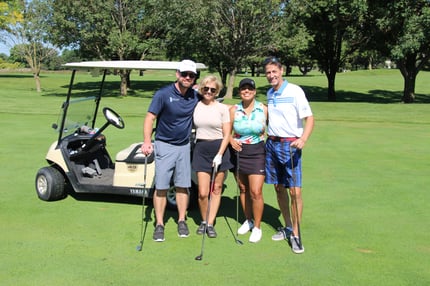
212,154,222,170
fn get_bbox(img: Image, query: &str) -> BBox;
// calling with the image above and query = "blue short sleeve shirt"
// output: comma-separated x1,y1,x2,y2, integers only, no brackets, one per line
148,83,199,145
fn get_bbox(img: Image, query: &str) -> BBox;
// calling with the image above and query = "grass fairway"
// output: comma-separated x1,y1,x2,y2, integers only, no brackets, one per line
0,69,429,285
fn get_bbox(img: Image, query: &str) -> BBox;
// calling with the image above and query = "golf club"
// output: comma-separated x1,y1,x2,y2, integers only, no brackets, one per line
234,151,244,245
289,145,302,249
136,154,148,252
195,166,217,261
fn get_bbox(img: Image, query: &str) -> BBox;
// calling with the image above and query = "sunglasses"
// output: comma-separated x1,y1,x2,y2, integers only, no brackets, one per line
180,71,196,79
203,87,217,93
240,86,255,91
263,56,281,66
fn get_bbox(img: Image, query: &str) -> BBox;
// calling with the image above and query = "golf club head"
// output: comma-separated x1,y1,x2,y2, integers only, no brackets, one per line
195,255,203,261
236,239,244,245
136,244,142,251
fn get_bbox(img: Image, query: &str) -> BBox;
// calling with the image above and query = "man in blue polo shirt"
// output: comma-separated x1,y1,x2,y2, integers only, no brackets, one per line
141,59,200,242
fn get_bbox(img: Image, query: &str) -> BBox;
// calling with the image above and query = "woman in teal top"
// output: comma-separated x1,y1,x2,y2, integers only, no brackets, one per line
229,78,268,243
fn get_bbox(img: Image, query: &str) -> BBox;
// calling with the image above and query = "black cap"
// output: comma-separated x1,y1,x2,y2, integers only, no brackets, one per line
239,78,256,89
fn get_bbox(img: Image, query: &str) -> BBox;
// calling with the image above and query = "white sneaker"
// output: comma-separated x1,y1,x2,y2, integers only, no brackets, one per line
238,219,254,235
249,227,262,243
290,235,305,254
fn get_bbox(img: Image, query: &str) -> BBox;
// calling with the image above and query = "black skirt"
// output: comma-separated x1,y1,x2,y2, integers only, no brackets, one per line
229,141,265,175
192,139,233,173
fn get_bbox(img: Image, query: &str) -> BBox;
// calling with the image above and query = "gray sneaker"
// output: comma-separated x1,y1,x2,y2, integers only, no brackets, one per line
196,222,206,235
178,220,190,238
153,224,165,242
206,225,217,238
271,227,293,241
290,235,305,254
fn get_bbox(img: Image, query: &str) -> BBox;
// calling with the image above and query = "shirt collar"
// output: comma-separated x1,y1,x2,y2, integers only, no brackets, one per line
268,79,288,97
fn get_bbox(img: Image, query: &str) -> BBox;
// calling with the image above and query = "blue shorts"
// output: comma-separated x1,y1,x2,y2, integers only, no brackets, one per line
265,139,302,187
154,140,191,190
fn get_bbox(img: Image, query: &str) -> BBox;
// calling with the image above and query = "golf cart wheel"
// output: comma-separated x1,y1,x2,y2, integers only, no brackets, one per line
35,166,66,201
166,182,198,210
188,182,198,209
166,185,178,210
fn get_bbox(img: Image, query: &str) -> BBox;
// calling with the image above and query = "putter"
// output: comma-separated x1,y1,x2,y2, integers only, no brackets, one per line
234,151,244,245
289,145,302,249
136,155,148,252
195,166,217,261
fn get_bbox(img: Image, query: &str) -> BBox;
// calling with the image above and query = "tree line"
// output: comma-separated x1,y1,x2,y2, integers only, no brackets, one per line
1,0,429,103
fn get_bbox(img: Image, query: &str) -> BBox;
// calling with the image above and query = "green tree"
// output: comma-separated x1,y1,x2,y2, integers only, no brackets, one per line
58,49,82,68
0,0,23,31
268,5,314,76
50,0,163,96
10,43,60,69
367,0,430,103
289,0,368,101
6,0,57,92
159,0,281,99
203,0,282,98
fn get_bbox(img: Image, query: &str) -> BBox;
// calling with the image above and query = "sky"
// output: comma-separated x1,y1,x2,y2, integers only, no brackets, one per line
0,34,13,56
0,43,10,55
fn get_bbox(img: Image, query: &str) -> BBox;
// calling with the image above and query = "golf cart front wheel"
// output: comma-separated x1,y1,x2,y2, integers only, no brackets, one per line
35,166,66,201
166,182,198,210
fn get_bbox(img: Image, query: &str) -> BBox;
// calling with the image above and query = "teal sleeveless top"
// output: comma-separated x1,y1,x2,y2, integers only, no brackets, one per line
232,101,266,144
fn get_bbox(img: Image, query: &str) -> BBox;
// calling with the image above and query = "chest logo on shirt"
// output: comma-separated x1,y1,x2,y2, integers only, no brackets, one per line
169,97,180,102
269,96,294,105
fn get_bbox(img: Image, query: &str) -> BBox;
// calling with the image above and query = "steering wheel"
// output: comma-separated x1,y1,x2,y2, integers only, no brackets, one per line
103,107,125,129
71,107,125,158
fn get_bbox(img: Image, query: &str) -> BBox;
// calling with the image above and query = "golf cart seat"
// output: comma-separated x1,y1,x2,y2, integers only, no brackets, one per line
115,143,154,164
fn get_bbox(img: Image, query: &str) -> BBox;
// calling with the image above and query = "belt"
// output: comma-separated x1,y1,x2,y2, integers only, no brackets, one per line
267,136,297,142
196,139,220,142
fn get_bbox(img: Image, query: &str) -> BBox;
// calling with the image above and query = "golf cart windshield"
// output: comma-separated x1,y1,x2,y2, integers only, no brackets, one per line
55,96,98,135
57,60,207,142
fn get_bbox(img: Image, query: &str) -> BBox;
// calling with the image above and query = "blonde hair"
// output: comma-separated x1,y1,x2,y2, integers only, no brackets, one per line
198,75,223,96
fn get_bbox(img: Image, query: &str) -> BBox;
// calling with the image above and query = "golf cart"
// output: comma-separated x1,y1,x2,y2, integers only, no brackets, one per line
35,60,207,209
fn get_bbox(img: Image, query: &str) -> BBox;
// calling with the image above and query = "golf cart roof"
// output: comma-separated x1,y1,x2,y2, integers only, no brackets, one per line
63,60,207,70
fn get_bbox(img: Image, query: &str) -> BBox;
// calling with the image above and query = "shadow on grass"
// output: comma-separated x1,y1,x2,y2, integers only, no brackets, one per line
186,194,283,232
69,186,283,234
0,73,36,78
42,79,172,98
301,86,430,104
68,190,146,205
67,190,160,247
234,85,430,104
39,74,430,103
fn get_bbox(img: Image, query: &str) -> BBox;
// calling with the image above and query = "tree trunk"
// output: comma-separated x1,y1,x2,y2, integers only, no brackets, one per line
284,64,292,76
33,72,41,92
398,57,417,103
119,70,128,96
223,69,237,99
326,70,337,102
250,64,256,77
368,55,373,70
299,64,312,76
126,71,131,89
401,75,416,103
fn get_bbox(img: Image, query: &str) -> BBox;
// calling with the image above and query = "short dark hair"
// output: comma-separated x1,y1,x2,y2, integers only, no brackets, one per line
263,57,282,69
